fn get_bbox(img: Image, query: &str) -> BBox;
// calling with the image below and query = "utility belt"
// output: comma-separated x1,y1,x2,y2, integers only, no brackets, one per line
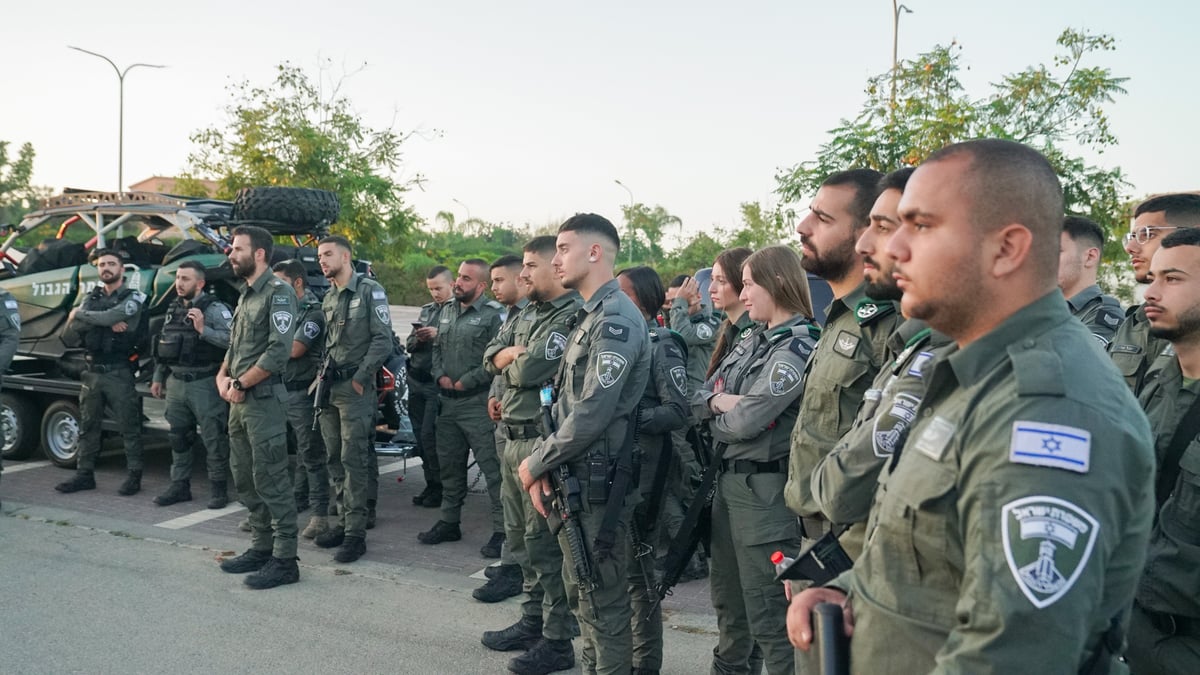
719,458,787,474
238,374,282,392
440,386,488,400
84,360,134,374
408,369,433,384
325,365,359,382
502,423,541,441
169,367,219,382
1140,604,1200,638
285,379,314,392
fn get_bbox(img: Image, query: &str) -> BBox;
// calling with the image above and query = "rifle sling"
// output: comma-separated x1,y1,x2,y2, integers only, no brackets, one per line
1156,392,1200,507
639,428,676,534
658,439,728,590
593,411,639,560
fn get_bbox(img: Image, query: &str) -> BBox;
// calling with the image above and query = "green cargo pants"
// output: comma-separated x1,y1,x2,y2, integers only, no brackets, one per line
164,372,229,483
435,392,502,530
284,388,329,516
319,378,376,538
78,366,143,472
228,382,297,558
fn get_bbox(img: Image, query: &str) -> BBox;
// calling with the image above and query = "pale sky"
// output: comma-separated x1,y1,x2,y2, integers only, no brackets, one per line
3,1,1196,239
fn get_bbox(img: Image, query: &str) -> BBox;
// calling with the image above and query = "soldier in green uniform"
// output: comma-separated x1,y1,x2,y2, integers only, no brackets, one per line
419,259,505,551
271,260,330,540
406,266,453,508
312,235,393,564
1124,228,1200,675
1059,216,1123,345
785,169,900,564
55,249,147,496
150,260,232,509
518,214,651,675
789,139,1156,673
810,168,952,531
1109,194,1200,395
481,237,582,674
618,265,691,675
707,248,756,378
698,246,819,675
0,288,21,506
215,225,299,590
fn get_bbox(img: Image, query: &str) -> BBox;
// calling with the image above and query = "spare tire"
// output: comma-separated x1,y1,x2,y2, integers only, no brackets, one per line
232,187,339,227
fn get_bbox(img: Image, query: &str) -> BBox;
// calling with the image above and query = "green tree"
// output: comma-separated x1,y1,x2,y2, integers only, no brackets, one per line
183,62,426,260
620,203,682,266
728,201,794,250
775,29,1130,274
1,140,38,224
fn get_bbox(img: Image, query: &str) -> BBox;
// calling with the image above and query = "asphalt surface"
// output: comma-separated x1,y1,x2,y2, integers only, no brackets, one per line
0,305,720,674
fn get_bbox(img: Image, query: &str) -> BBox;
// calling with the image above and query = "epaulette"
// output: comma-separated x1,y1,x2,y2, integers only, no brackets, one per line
601,292,623,317
1011,341,1066,397
1095,306,1123,331
854,298,896,326
770,322,819,360
903,327,933,349
660,327,689,359
485,300,504,311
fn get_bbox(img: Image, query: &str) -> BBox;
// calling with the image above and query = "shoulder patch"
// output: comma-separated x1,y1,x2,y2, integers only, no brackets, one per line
596,351,628,389
854,299,895,325
486,300,503,311
272,311,293,335
600,322,629,342
302,321,321,340
768,361,802,397
1002,496,1099,609
670,365,688,395
1009,421,1090,474
375,304,390,324
545,331,567,360
789,336,814,361
873,392,921,457
221,308,233,320
123,300,138,316
1097,308,1122,329
831,330,860,358
273,295,291,305
907,351,934,378
372,289,387,300
696,322,714,340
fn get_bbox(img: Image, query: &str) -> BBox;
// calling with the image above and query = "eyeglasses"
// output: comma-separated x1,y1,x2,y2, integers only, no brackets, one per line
1123,226,1181,245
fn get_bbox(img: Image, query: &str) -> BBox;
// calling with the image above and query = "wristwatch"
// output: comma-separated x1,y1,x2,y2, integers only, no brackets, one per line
231,378,244,391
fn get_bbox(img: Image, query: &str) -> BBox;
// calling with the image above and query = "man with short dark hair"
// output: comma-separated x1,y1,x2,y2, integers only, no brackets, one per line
1110,193,1200,394
406,265,453,508
518,213,652,674
788,140,1155,673
271,259,330,540
419,258,505,553
313,235,394,564
216,225,299,589
1059,215,1123,344
150,260,233,509
1125,227,1200,674
55,248,148,496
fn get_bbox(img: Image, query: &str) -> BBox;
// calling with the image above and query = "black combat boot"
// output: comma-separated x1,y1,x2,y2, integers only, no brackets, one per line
481,615,543,652
420,486,442,508
55,471,96,493
473,563,522,603
314,526,346,549
417,520,461,545
366,499,377,530
334,535,366,563
244,556,300,589
117,469,142,496
507,637,575,674
219,548,272,574
154,480,192,506
207,480,228,509
480,531,505,558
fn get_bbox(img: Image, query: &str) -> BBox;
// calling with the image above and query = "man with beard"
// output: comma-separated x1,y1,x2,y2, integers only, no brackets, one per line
1058,216,1123,345
784,169,901,562
419,259,505,552
312,235,393,564
788,140,1154,673
518,213,650,674
55,249,148,496
406,266,453,508
1125,228,1200,674
215,225,299,589
1110,194,1200,394
150,260,233,509
481,236,582,674
809,167,952,538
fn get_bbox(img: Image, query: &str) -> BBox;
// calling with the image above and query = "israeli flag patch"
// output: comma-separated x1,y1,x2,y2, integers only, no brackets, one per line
1009,422,1090,474
908,351,934,378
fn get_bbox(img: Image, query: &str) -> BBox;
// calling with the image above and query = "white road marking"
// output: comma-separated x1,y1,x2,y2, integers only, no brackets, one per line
2,460,52,473
154,503,246,530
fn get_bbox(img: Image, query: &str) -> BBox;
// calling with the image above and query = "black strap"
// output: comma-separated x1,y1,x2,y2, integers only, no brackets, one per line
1156,393,1200,506
637,421,676,536
653,436,729,606
593,410,639,561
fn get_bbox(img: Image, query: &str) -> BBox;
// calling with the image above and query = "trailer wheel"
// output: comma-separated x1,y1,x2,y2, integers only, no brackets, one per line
1,393,40,460
41,400,81,468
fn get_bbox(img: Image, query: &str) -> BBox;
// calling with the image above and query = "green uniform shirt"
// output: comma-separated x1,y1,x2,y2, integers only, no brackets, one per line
665,297,720,393
785,282,900,517
225,271,295,378
526,279,650,480
489,297,530,403
405,300,444,377
322,274,393,388
433,293,503,392
1109,303,1171,396
285,289,325,385
0,289,20,373
833,290,1155,673
1066,284,1123,346
485,291,581,427
1135,356,1200,618
695,315,818,462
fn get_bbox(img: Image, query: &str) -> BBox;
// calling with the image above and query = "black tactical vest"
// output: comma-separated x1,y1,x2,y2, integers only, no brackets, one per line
81,286,143,362
153,294,225,367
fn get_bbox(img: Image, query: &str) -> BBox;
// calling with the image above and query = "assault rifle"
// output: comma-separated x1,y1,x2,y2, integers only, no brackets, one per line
311,355,332,431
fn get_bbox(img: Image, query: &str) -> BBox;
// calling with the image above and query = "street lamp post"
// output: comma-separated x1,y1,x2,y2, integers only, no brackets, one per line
68,46,166,193
614,179,635,263
451,197,472,231
890,2,914,117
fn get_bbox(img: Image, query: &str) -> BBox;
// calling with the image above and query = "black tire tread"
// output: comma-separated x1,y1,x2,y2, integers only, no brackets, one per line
231,187,339,227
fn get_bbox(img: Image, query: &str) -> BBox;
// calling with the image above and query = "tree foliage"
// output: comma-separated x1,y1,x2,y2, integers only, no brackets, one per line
775,29,1131,269
182,62,425,260
0,141,39,224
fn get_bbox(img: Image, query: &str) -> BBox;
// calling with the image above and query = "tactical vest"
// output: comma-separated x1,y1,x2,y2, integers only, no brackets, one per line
82,286,143,363
154,294,225,367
